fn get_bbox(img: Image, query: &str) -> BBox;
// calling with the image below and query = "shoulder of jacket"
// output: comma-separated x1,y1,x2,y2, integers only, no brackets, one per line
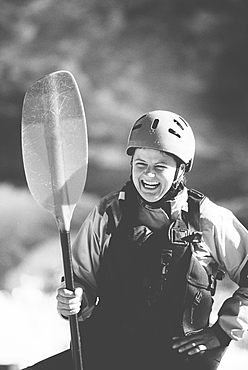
199,195,234,224
97,190,125,235
98,190,121,216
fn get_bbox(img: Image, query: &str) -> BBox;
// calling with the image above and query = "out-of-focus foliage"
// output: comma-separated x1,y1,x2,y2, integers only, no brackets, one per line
1,0,248,193
0,184,99,290
1,0,248,286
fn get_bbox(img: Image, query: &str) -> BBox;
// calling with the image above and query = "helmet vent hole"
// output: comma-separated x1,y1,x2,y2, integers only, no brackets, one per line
151,118,159,129
168,128,181,138
178,116,188,127
174,119,184,130
132,114,146,131
132,123,142,131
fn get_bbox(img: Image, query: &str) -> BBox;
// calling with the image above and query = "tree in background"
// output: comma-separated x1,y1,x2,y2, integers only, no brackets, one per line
1,0,248,285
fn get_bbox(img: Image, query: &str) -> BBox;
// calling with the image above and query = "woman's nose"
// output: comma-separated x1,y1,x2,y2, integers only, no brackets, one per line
145,168,155,177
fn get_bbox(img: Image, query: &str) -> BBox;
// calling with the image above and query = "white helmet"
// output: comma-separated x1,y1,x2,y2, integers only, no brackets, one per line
126,110,195,172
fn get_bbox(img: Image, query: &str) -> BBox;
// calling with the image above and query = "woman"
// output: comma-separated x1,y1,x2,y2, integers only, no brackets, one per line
24,110,248,370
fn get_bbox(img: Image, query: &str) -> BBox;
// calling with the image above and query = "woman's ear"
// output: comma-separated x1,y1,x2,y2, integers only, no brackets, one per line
179,163,186,173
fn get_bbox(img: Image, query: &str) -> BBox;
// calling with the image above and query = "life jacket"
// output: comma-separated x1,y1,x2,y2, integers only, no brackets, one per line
92,182,220,339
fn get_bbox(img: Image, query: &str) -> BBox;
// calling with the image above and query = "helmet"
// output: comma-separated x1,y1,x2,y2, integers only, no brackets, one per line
126,110,195,172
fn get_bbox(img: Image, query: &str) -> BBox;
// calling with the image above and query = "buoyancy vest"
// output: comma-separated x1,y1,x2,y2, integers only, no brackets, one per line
93,182,217,340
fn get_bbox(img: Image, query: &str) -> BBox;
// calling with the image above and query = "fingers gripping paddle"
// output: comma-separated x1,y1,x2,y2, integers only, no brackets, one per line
21,70,88,370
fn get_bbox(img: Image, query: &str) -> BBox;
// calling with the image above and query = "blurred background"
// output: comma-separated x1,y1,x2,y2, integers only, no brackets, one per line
0,0,248,368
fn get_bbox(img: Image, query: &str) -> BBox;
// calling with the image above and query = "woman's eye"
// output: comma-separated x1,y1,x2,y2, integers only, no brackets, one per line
155,165,166,171
136,162,146,168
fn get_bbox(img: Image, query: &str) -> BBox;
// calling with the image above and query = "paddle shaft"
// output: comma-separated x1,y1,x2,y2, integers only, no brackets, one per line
60,230,83,370
44,91,83,370
43,80,83,370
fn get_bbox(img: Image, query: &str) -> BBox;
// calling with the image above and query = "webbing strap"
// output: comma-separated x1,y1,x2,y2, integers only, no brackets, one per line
239,259,248,287
187,188,205,231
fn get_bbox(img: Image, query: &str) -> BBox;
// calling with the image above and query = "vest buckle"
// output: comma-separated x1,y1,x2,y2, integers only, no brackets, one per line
181,232,202,243
168,222,189,246
168,220,202,246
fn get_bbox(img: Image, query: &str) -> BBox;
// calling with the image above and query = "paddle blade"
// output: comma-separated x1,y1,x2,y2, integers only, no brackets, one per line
21,71,88,230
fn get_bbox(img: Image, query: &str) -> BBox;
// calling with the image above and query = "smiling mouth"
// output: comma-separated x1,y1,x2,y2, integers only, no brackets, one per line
141,180,160,190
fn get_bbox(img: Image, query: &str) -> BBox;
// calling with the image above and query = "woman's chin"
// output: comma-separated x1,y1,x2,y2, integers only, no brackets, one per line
140,190,161,203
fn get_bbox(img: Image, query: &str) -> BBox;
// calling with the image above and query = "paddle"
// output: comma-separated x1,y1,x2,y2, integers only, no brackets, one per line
21,70,88,370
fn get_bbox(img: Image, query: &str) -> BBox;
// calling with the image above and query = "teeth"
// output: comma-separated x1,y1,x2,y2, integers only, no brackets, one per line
142,180,159,189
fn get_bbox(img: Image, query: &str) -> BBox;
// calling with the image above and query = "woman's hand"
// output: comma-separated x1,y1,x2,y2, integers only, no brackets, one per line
56,286,84,318
172,327,221,356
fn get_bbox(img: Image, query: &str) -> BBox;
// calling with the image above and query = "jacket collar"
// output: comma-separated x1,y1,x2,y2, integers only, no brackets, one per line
137,187,188,230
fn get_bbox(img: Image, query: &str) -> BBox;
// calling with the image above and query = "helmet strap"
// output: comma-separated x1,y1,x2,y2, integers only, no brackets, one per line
172,164,185,189
163,164,186,200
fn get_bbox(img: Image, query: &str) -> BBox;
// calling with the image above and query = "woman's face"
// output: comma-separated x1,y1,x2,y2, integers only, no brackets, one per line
132,148,177,202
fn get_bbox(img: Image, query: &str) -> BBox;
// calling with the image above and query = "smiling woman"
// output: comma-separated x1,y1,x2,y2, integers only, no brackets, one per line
23,110,248,370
